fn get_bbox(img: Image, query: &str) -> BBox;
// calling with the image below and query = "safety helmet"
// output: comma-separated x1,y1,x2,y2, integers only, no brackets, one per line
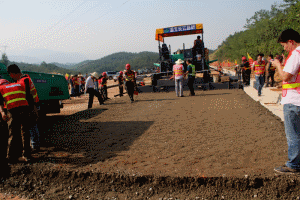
0,79,10,86
242,56,247,61
102,72,107,76
119,71,123,75
125,64,131,70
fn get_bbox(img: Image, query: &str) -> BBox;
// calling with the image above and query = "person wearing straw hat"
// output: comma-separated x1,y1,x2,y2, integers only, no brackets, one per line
85,72,104,109
171,58,185,97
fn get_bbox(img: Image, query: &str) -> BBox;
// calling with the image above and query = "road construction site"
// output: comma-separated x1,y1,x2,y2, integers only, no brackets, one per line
1,74,300,200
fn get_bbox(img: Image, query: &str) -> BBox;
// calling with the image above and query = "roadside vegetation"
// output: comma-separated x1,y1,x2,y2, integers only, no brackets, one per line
212,0,300,64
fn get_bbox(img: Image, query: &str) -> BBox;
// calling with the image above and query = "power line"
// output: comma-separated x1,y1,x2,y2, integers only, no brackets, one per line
59,2,103,32
42,1,86,35
58,0,131,38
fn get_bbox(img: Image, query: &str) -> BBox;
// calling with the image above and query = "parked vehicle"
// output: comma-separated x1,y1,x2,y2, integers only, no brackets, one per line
105,71,118,80
0,63,70,115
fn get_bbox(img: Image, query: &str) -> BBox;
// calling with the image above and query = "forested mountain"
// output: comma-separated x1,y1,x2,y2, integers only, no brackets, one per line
212,0,300,64
72,51,160,74
6,60,78,75
0,51,160,75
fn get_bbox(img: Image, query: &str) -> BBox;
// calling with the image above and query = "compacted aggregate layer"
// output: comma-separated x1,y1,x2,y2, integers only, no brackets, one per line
1,88,300,199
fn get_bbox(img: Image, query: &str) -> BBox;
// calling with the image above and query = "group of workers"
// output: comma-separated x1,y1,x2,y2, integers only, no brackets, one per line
85,63,137,109
170,58,196,97
68,73,87,97
234,53,282,96
0,64,40,172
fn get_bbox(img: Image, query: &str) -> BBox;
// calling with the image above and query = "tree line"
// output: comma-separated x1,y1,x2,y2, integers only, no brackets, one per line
212,0,300,64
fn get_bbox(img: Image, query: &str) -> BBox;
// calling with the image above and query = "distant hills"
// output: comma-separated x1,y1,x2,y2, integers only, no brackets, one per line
4,49,219,75
70,51,160,73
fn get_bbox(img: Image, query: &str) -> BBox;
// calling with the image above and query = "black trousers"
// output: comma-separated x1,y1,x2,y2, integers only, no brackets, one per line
101,86,108,100
0,114,8,161
74,85,80,96
187,76,195,95
119,85,124,96
244,70,251,85
126,81,134,101
266,71,275,87
87,88,104,108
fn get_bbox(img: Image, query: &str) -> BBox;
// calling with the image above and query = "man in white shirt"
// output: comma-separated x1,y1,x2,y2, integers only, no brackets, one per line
85,72,104,109
273,29,300,174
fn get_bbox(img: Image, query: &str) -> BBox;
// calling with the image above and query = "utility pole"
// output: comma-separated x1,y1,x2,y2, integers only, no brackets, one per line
0,45,8,54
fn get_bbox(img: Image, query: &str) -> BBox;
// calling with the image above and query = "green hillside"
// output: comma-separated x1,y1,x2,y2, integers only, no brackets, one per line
72,51,160,73
212,0,300,64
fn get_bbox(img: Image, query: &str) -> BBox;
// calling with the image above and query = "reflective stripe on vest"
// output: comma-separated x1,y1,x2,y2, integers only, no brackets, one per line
20,75,39,103
125,71,135,81
282,50,300,97
0,83,28,110
254,61,265,75
173,65,183,77
243,61,251,70
188,64,195,76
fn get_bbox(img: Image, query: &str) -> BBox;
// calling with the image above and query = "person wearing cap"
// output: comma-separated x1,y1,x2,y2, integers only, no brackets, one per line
171,59,185,97
252,53,266,96
241,56,251,85
272,29,300,174
85,72,104,109
118,71,124,97
124,64,135,103
99,72,109,101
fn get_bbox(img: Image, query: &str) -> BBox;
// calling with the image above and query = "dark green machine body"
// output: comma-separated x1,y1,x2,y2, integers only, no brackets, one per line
0,63,70,114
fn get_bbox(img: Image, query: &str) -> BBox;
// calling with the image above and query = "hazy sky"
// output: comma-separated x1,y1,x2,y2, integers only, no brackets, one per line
0,0,284,62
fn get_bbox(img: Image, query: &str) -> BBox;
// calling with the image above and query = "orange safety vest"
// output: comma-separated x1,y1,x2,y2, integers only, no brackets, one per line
125,71,135,81
254,60,266,75
282,50,300,97
173,65,183,77
99,77,107,87
243,61,251,70
19,75,39,103
269,59,276,71
0,82,28,110
73,78,79,85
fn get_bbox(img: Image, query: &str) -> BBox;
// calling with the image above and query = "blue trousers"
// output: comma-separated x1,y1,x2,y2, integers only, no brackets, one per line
284,104,300,169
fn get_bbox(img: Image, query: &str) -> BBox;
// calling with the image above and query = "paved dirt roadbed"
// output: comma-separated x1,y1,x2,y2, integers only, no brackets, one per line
1,89,300,199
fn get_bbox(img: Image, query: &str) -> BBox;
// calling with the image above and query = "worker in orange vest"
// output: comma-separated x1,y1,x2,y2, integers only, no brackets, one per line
124,64,136,103
0,79,10,173
171,59,185,97
99,72,109,100
0,65,34,163
251,53,266,96
72,75,80,97
17,73,40,153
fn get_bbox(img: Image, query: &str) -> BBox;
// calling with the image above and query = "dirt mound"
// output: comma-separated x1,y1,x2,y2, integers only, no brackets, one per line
1,89,298,199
